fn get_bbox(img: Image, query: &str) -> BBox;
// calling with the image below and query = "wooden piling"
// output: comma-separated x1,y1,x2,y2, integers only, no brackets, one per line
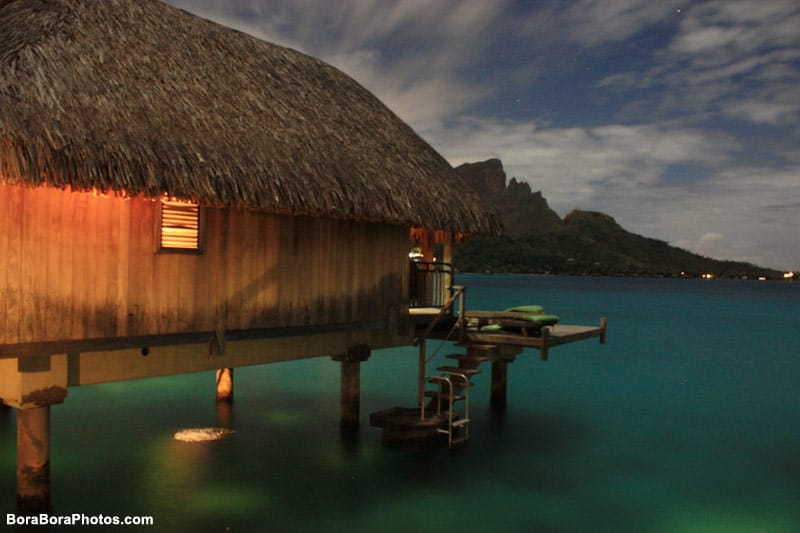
216,368,233,402
540,327,550,361
490,359,508,411
214,398,233,430
340,360,361,429
488,345,519,412
334,345,371,430
17,406,51,514
600,317,608,344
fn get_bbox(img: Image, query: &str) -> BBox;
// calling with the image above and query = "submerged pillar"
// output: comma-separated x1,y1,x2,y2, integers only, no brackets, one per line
17,406,51,514
215,397,234,428
333,345,371,430
340,360,361,429
490,360,508,411
489,346,520,411
216,368,234,402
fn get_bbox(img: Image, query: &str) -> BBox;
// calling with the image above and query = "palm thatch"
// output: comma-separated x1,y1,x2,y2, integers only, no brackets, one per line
0,0,500,235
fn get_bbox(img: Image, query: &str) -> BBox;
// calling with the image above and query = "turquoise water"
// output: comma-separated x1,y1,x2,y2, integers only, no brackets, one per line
2,275,800,532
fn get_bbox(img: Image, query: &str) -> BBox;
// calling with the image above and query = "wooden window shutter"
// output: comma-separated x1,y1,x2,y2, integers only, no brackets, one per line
160,198,200,250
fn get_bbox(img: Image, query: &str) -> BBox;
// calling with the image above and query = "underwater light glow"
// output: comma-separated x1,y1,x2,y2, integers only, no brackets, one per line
173,427,235,442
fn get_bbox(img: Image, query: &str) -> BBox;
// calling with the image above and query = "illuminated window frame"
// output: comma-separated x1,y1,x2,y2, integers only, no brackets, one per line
159,197,202,252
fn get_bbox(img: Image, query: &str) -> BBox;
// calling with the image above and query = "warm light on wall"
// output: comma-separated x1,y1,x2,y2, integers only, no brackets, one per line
91,187,129,199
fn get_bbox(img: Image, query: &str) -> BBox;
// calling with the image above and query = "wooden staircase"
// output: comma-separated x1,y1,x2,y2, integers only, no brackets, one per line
373,281,607,451
370,341,497,450
424,343,496,447
370,285,501,450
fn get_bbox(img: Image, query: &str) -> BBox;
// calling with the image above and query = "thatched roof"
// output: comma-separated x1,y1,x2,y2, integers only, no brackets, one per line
0,0,500,235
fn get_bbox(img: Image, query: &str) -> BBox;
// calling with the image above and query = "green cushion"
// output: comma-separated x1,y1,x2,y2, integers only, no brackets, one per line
480,315,559,333
523,314,559,326
504,305,545,314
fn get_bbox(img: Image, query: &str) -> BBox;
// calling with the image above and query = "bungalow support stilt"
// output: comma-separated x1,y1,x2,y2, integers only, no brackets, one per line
1,355,67,513
215,398,233,428
332,345,371,430
340,361,360,429
211,329,233,402
216,368,234,402
17,406,51,515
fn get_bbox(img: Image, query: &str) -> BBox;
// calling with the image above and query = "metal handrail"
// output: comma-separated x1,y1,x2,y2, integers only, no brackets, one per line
415,285,466,407
414,285,465,347
422,372,470,447
422,375,451,419
449,372,470,447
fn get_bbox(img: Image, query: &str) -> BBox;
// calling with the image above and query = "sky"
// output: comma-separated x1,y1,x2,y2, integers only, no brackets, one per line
166,0,800,271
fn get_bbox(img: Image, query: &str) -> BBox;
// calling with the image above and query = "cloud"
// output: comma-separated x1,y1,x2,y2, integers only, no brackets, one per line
552,0,682,47
166,0,507,124
422,117,736,208
421,117,800,269
669,0,800,60
596,0,800,127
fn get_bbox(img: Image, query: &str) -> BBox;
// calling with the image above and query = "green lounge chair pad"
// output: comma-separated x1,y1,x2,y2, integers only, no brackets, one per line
504,305,545,314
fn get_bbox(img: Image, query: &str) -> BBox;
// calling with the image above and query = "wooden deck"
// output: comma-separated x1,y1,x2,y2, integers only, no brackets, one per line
416,307,607,361
408,307,448,324
460,321,606,360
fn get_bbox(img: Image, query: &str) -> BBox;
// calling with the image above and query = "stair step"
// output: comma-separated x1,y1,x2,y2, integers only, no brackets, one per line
445,353,491,364
437,366,481,376
427,377,474,387
424,390,465,401
457,343,497,352
452,418,470,428
451,435,469,445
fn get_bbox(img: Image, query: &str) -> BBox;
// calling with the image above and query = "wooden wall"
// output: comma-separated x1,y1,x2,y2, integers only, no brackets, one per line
0,184,409,346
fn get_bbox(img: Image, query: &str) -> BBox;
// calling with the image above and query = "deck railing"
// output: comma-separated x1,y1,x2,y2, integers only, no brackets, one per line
408,261,453,308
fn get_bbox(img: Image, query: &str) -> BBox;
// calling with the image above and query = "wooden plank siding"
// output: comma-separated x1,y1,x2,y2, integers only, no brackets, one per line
0,184,410,348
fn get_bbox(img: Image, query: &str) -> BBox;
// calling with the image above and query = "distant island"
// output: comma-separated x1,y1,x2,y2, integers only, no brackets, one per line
454,159,786,280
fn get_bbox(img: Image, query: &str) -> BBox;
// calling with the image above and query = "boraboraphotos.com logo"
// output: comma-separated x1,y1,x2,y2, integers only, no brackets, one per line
7,513,154,527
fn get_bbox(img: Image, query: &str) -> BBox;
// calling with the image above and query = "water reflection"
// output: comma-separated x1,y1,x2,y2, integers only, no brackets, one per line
173,427,236,443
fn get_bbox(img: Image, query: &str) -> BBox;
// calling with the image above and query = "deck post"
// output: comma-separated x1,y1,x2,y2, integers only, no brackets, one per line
216,368,234,402
489,346,520,411
418,340,426,408
17,405,51,514
490,359,508,411
540,327,550,361
333,345,371,430
600,317,608,344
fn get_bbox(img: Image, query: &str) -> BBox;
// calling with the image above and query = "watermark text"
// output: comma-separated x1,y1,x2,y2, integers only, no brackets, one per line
7,513,154,527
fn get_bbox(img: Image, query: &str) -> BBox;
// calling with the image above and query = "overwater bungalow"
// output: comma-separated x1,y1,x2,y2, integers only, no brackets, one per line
0,0,603,512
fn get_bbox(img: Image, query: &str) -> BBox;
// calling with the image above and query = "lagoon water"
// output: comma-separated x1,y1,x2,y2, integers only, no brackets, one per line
2,275,800,531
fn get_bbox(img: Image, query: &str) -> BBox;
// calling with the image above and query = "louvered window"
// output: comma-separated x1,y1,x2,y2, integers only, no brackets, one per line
160,198,201,251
